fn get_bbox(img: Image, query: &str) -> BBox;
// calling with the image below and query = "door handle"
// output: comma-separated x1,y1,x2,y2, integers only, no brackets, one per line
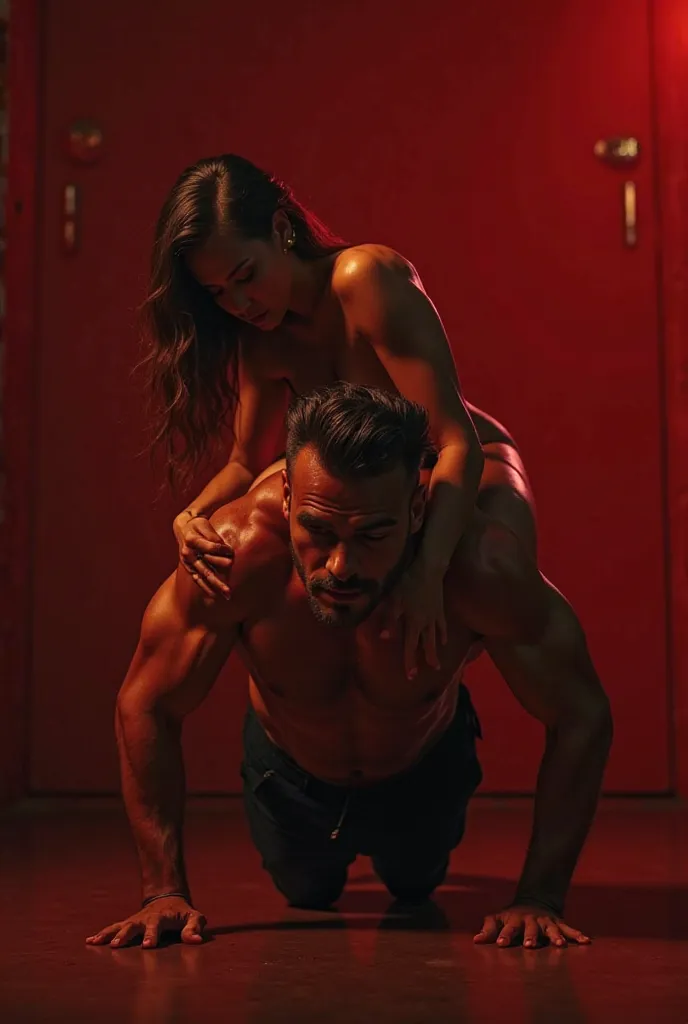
623,180,637,248
62,184,79,254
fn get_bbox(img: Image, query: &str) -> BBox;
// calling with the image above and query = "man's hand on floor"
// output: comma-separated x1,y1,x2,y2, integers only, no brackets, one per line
474,904,591,949
86,895,206,949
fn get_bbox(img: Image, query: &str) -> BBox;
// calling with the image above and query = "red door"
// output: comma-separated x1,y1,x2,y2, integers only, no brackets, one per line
30,0,668,793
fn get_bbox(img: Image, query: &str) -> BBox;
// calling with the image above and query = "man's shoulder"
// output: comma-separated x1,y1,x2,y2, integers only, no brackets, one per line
447,512,547,642
209,474,292,612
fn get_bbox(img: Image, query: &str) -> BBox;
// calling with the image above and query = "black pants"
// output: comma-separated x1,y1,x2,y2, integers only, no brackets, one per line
240,685,483,909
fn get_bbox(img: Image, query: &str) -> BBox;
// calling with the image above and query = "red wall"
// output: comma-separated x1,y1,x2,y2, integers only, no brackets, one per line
652,0,688,797
3,0,686,802
1,0,39,805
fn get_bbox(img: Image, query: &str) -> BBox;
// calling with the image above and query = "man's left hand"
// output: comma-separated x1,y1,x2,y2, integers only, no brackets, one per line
474,904,592,949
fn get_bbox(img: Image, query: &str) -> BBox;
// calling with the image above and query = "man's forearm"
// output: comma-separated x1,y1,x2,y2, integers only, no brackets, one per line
115,702,190,901
513,712,613,914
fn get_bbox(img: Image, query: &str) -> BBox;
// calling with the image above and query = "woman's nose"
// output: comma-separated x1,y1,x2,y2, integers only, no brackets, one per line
224,286,248,317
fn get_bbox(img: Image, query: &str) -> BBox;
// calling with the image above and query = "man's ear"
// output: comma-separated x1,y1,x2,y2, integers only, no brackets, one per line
409,482,427,534
282,469,291,521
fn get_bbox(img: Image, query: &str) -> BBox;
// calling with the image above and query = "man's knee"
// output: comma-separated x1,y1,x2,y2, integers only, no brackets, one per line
373,853,450,904
265,859,348,910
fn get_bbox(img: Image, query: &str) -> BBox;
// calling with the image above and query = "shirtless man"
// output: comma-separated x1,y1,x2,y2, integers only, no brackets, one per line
87,384,612,951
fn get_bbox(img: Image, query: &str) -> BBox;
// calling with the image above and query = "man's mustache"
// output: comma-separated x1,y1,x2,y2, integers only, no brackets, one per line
310,576,375,595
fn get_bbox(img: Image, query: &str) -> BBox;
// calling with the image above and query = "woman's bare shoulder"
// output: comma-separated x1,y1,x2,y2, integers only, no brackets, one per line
331,244,421,293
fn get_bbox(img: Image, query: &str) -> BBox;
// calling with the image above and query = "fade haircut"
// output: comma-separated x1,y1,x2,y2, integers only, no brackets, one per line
285,383,436,481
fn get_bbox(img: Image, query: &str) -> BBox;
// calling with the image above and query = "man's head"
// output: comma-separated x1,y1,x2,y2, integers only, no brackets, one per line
283,384,435,627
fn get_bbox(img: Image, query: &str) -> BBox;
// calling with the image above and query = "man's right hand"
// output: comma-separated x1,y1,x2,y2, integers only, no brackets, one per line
85,896,206,949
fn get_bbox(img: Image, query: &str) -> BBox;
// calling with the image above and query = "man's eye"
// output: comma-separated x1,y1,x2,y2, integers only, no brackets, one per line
361,533,388,543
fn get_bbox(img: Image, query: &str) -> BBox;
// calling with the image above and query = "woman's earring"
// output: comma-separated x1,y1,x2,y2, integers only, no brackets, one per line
284,234,295,254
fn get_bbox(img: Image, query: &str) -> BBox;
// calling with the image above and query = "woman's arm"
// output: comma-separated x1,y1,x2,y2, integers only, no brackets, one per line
174,347,290,596
183,345,290,519
334,247,484,575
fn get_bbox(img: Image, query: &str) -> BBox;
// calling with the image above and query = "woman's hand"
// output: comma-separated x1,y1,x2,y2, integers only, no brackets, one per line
173,511,234,599
381,559,448,679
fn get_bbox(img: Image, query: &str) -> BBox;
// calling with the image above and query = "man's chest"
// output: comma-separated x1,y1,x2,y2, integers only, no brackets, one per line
238,587,477,711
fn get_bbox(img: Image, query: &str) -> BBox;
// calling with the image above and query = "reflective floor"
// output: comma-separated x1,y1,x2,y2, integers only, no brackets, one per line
1,798,687,1023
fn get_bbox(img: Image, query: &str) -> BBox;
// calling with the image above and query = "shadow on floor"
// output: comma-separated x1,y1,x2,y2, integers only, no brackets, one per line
205,872,688,942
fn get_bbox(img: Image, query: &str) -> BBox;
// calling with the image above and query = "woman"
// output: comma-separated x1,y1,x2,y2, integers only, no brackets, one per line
141,154,537,676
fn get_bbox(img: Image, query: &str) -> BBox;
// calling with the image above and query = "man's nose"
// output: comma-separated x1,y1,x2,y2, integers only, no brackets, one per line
326,543,357,581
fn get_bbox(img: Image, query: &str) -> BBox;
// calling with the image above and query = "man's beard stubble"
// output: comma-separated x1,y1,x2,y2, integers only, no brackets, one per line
289,537,414,628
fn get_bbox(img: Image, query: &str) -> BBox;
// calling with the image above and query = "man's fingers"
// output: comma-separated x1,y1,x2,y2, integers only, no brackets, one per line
543,922,567,947
523,919,541,949
110,923,141,948
473,916,500,944
497,922,521,947
86,923,121,945
559,923,591,944
141,921,162,949
181,913,207,944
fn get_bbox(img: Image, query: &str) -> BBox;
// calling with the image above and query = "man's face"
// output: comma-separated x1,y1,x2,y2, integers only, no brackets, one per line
284,447,426,627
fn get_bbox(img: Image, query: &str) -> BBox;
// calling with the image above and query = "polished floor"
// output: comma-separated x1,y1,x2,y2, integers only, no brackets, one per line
1,797,687,1023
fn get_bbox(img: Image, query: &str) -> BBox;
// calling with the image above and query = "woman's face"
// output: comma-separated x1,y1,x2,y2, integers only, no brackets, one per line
186,221,293,331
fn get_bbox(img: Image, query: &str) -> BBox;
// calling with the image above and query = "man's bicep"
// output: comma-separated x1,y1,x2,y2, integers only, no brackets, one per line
116,571,239,721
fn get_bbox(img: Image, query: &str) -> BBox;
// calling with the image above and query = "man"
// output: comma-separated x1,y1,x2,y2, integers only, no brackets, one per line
87,384,612,951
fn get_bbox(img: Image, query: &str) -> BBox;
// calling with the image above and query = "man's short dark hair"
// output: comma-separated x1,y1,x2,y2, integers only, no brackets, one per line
285,383,436,480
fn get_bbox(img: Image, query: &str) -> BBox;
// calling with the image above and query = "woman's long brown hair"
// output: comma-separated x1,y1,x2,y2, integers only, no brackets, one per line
139,154,346,491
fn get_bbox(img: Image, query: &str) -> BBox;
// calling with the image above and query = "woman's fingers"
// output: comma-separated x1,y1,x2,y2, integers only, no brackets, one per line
201,554,233,571
182,536,233,559
404,622,421,679
422,625,441,670
181,560,217,598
